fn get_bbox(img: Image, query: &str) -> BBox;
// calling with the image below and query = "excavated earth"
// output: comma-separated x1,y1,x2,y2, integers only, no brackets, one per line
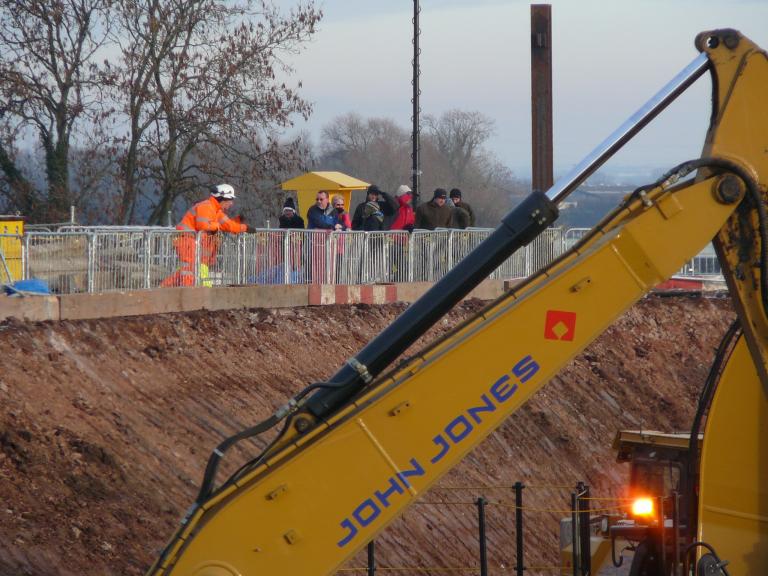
0,295,733,575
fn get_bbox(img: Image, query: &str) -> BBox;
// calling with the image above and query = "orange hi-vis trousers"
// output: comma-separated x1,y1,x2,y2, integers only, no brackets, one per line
160,233,219,287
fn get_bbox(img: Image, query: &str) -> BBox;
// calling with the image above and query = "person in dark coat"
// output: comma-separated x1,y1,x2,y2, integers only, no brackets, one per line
415,188,452,230
351,185,398,231
278,197,305,229
306,190,339,282
360,201,385,231
276,197,304,280
449,188,476,229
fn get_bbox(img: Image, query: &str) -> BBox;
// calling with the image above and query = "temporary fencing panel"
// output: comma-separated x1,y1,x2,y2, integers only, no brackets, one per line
11,225,712,294
92,231,155,292
564,228,723,280
684,254,721,276
24,233,91,293
526,228,565,276
680,242,721,276
491,227,564,280
563,227,591,251
410,230,452,282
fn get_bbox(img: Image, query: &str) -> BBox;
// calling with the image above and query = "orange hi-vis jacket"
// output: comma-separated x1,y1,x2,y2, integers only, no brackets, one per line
176,196,247,234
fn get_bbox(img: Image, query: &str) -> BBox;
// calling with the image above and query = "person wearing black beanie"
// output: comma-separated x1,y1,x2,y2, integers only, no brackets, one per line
279,196,305,229
449,188,475,228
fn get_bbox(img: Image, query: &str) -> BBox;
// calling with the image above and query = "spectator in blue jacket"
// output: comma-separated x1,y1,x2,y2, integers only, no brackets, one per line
307,190,340,230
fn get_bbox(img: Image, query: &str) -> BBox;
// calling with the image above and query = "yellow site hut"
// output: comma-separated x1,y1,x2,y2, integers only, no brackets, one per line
280,171,370,221
0,216,24,282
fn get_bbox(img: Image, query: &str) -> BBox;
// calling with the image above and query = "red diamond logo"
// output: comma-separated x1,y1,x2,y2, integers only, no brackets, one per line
544,310,577,341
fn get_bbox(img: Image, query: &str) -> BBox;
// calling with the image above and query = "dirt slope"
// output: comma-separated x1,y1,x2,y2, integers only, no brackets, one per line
0,296,733,575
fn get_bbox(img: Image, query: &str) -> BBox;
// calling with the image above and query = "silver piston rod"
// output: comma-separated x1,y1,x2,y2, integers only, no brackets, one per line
547,52,710,204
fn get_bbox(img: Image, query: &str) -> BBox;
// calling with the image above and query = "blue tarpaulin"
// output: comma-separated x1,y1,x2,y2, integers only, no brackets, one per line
248,266,303,285
3,279,51,296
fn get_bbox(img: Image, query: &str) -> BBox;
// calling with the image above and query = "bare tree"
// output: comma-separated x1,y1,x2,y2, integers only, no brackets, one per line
0,0,113,221
423,109,494,183
196,131,314,228
110,0,321,224
319,113,411,192
318,110,526,227
0,123,38,216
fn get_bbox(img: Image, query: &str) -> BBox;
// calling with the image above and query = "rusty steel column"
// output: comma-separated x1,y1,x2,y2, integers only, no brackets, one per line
531,4,553,193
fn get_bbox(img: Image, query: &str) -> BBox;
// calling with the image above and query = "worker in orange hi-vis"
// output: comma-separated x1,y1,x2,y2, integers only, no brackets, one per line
160,184,248,287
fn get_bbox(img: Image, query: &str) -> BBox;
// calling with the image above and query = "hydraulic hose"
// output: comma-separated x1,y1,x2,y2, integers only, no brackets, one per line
683,541,731,575
686,320,741,537
640,157,767,315
195,411,284,504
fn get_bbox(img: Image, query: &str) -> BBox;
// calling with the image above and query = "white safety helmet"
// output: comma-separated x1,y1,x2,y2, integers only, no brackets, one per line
211,183,236,200
395,184,412,197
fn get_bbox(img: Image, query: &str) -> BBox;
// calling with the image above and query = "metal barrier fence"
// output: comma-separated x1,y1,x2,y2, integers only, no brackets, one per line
336,480,625,576
0,225,721,295
563,227,722,280
0,228,566,294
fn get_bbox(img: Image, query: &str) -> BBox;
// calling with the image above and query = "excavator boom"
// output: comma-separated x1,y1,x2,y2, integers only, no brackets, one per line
149,30,768,576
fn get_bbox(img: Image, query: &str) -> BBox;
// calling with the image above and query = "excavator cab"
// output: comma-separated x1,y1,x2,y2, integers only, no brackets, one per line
610,430,705,575
616,429,699,519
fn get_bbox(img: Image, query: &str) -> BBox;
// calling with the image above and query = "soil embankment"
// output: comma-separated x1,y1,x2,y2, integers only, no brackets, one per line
0,295,733,575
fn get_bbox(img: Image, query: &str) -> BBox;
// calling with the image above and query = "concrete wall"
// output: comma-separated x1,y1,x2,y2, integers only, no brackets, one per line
0,279,510,323
0,295,60,322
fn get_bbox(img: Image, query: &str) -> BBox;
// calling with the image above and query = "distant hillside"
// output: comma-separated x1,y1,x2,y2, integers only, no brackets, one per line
557,188,631,229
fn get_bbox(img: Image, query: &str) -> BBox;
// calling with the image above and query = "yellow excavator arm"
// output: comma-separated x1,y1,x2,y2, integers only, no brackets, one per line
149,30,768,576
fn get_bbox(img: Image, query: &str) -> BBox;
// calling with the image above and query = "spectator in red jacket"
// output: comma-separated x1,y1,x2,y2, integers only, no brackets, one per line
390,185,415,232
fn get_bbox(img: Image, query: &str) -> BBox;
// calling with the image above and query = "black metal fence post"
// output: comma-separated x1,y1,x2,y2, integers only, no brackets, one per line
577,483,591,576
659,496,667,576
514,481,525,576
367,540,375,576
571,490,579,576
673,491,681,573
477,497,488,576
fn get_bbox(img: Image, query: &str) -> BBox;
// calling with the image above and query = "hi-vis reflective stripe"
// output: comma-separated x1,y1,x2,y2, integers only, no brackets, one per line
219,215,231,223
196,216,212,223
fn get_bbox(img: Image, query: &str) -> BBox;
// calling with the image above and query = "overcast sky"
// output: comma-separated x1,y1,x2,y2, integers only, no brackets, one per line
277,0,768,177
